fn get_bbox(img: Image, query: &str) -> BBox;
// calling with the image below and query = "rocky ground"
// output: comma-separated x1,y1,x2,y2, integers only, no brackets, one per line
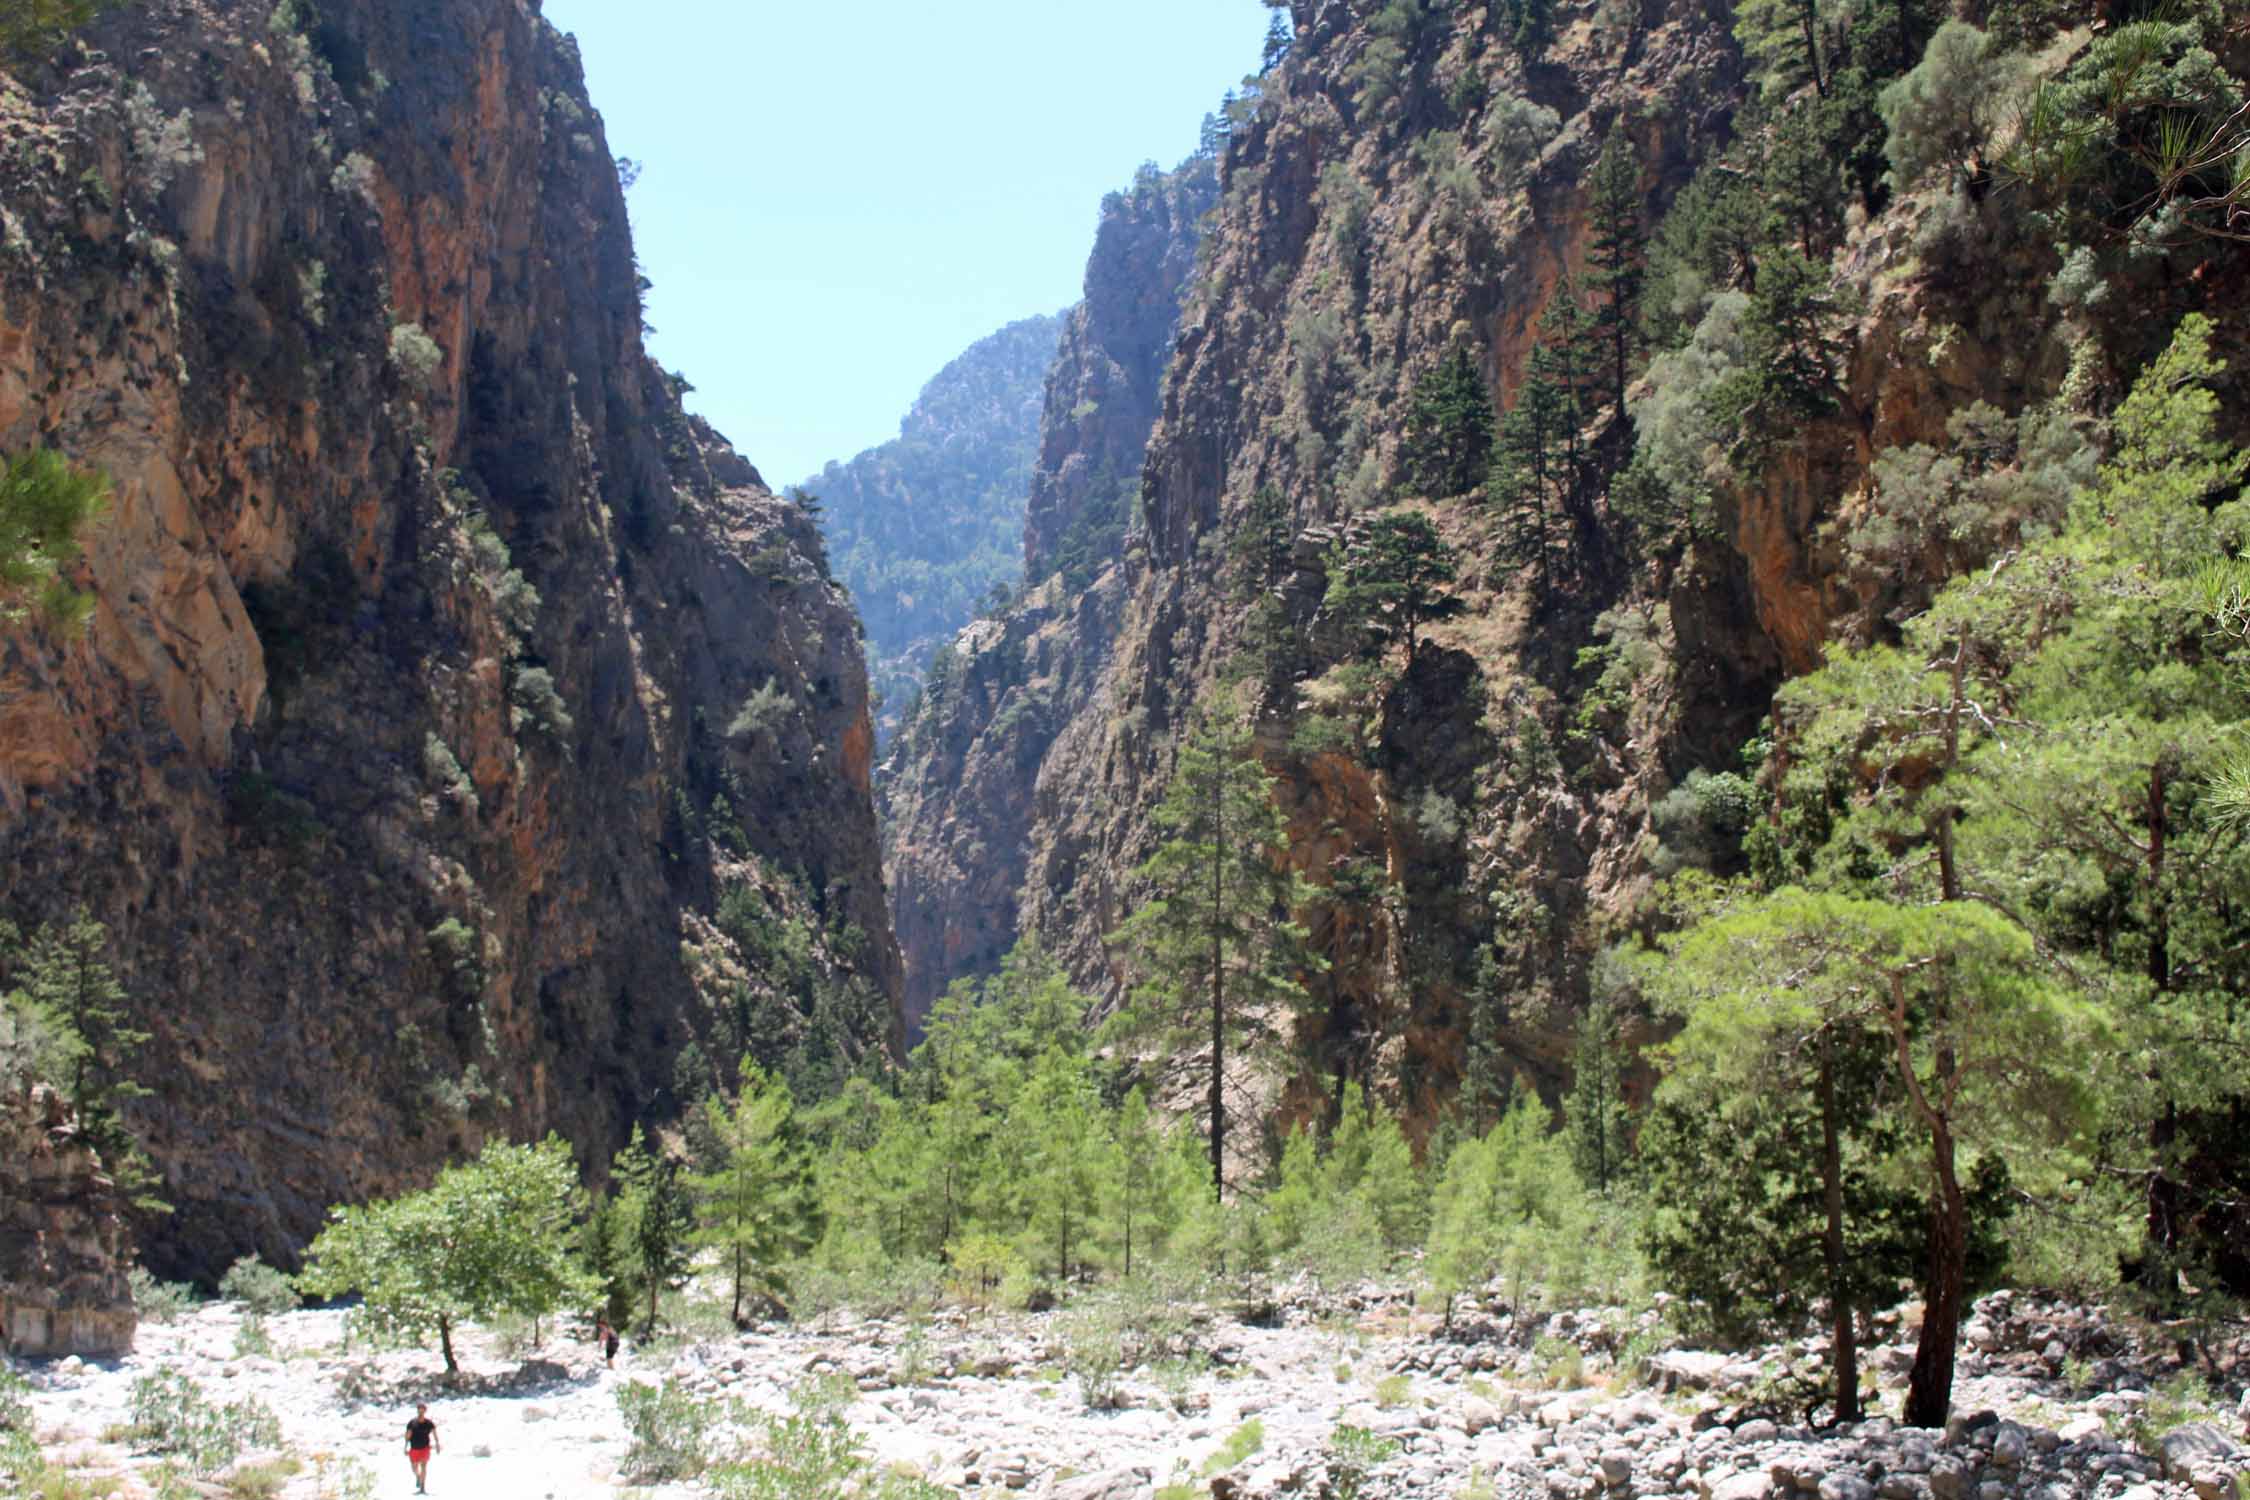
9,1285,2249,1499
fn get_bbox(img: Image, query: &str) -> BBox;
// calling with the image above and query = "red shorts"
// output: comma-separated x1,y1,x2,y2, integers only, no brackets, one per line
408,1449,431,1463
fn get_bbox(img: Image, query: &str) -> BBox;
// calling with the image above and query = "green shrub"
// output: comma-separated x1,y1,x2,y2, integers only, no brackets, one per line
1061,1307,1127,1410
387,322,444,389
1484,92,1560,187
1372,1373,1413,1408
708,1379,951,1500
616,1377,725,1482
0,0,106,61
222,1455,300,1500
232,1311,273,1359
509,663,574,742
1880,23,2026,192
1201,1418,1265,1476
218,1255,298,1316
123,1371,282,1474
728,677,795,741
1534,1335,1586,1389
0,447,109,631
421,734,478,813
1327,1424,1400,1500
0,1364,29,1435
128,1268,198,1324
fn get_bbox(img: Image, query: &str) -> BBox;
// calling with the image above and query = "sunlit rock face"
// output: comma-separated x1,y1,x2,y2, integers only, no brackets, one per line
0,0,899,1277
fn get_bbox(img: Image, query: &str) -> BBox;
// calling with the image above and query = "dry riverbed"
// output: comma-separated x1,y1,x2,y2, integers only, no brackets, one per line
10,1287,2249,1499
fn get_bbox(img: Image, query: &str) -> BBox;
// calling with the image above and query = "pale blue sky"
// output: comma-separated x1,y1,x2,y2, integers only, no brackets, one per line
539,0,1273,487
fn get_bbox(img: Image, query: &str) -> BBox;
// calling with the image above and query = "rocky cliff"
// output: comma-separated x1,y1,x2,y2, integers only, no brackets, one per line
885,0,2242,1132
881,151,1218,1033
0,0,898,1277
806,311,1062,747
0,1084,133,1358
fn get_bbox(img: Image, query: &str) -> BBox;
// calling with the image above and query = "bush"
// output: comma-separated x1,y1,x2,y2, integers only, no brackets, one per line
0,447,110,631
0,0,104,61
124,1371,283,1473
129,1268,198,1324
708,1379,951,1500
421,734,478,813
508,664,574,742
1327,1424,1400,1500
1060,1307,1127,1410
1484,92,1560,187
233,1311,273,1359
387,322,444,389
1880,23,2026,192
223,1455,301,1500
0,1364,28,1435
727,677,794,741
1650,769,1758,874
1201,1418,1265,1476
218,1256,299,1316
616,1377,724,1482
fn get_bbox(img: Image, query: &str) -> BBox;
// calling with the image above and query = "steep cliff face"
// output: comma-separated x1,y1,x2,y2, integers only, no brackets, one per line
806,312,1062,746
0,1084,133,1358
889,0,2217,1133
0,0,898,1276
1005,0,1758,1113
881,154,1217,1033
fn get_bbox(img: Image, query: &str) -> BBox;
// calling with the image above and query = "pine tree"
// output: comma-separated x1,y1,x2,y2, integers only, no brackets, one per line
1015,1049,1107,1279
1113,711,1325,1199
581,1189,634,1327
1585,136,1645,410
1561,996,1630,1195
1646,891,2096,1427
1322,510,1464,666
0,449,107,629
612,1126,694,1336
1401,346,1496,500
10,911,162,1211
1263,10,1294,71
689,1062,823,1326
0,0,106,66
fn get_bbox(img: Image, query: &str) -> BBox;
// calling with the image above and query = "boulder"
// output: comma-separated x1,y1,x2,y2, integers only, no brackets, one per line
2160,1424,2242,1481
1047,1468,1153,1500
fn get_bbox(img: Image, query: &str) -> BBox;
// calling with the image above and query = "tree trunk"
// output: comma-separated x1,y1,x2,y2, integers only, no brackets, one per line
1904,1114,1967,1428
439,1314,458,1375
1797,0,1827,97
2144,758,2181,1280
1818,1032,1860,1424
1210,765,1227,1203
731,1242,745,1328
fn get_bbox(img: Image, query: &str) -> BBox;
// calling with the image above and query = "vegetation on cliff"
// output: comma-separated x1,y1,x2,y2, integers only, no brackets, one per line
803,314,1063,743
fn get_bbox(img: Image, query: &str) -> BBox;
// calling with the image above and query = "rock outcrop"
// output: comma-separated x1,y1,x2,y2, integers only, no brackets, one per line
0,0,898,1275
0,1085,133,1358
881,0,2236,1134
880,152,1217,1034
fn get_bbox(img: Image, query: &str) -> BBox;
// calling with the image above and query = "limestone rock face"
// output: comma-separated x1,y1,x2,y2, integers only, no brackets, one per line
881,0,2153,1132
881,155,1216,1034
0,1085,134,1358
0,0,898,1275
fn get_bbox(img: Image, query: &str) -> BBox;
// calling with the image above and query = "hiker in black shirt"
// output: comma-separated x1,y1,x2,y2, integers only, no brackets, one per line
405,1402,439,1493
595,1314,619,1368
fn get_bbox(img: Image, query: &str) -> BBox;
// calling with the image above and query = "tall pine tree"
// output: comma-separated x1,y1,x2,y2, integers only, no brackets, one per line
1113,711,1324,1199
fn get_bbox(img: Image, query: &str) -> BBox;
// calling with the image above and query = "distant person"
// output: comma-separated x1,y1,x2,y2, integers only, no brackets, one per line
595,1314,619,1368
405,1402,439,1494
